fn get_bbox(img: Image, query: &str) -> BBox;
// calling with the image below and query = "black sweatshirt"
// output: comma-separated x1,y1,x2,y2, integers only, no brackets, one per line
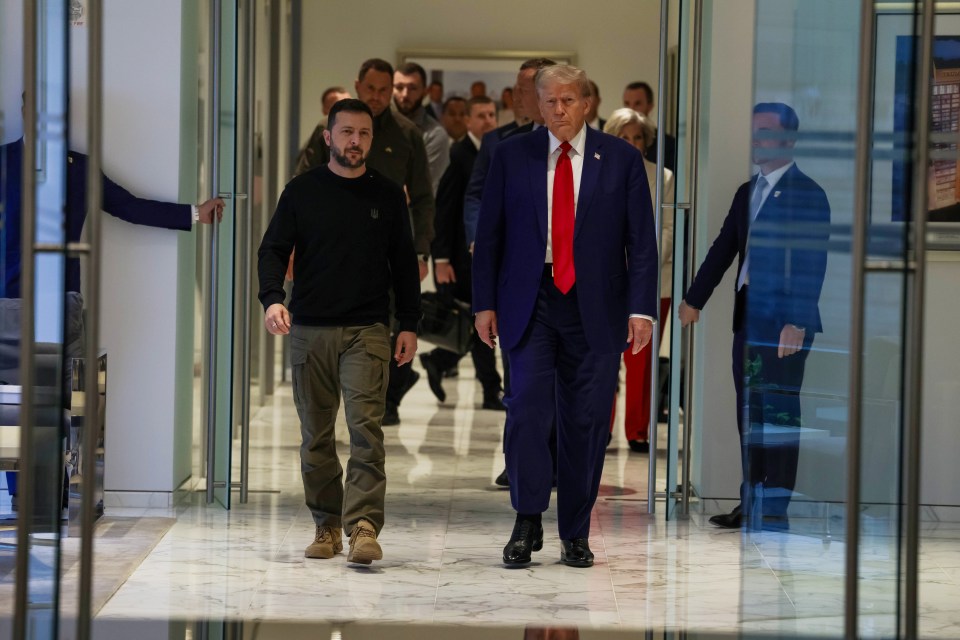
257,165,421,332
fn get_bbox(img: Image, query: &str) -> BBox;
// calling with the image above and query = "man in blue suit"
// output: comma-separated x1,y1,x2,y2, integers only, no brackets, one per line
473,65,659,568
679,102,830,530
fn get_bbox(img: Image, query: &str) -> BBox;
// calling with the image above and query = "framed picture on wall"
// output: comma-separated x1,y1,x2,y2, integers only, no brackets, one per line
397,49,576,123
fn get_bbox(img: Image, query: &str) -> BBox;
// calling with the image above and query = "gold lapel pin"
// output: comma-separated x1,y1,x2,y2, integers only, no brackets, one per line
774,191,781,198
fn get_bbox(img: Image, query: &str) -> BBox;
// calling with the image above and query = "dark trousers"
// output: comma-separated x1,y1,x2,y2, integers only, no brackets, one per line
732,320,813,518
428,332,502,394
504,273,620,540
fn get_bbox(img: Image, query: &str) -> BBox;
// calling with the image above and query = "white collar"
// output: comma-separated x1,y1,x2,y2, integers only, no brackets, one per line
756,161,794,190
467,131,482,150
548,125,587,158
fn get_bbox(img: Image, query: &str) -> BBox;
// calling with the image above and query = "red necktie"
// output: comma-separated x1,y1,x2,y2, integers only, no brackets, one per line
552,141,575,293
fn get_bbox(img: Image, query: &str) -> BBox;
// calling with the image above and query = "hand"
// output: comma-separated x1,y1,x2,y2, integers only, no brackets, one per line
678,300,700,327
418,260,429,282
394,330,417,366
197,197,225,224
434,262,456,284
626,317,653,355
778,324,806,358
475,310,498,349
264,303,291,335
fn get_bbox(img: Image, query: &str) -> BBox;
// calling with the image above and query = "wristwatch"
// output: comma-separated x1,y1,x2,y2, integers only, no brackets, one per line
417,253,430,264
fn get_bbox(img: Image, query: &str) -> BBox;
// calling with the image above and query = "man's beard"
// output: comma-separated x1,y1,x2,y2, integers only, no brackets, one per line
331,143,367,169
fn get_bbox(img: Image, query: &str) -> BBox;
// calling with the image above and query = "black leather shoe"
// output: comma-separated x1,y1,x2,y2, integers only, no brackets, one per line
482,390,506,411
494,468,510,487
419,354,446,403
628,439,650,453
708,504,742,529
442,366,459,378
560,538,594,567
382,402,400,426
503,518,543,565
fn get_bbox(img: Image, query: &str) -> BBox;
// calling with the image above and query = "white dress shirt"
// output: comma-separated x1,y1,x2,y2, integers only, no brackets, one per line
545,126,586,264
545,126,654,324
737,161,794,289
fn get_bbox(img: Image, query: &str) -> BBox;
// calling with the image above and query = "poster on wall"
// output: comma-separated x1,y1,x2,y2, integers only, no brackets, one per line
70,0,84,26
893,35,960,226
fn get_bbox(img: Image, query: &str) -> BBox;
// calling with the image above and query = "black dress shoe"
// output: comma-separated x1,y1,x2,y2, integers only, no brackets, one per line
482,390,506,411
559,538,594,567
419,354,446,403
708,504,742,529
503,518,543,565
494,468,510,487
442,366,459,378
382,402,400,426
628,439,650,453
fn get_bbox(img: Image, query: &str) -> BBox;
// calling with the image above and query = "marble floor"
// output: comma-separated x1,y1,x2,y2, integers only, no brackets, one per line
88,355,960,637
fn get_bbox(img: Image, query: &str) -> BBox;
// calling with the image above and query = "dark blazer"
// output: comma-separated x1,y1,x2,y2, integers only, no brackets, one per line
463,120,530,245
432,135,477,300
645,131,677,173
684,163,830,334
2,139,191,297
472,126,659,354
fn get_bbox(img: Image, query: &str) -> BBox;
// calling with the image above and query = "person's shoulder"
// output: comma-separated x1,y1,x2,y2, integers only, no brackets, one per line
594,129,641,157
287,165,330,190
390,109,419,134
364,167,406,199
499,124,544,150
450,137,475,159
785,164,829,200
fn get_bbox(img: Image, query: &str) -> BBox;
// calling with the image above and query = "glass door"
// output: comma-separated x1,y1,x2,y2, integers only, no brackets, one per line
736,0,925,636
190,0,240,509
655,0,704,520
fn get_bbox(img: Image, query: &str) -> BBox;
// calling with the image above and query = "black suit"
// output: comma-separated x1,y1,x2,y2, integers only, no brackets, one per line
428,136,502,394
645,131,677,173
684,163,830,517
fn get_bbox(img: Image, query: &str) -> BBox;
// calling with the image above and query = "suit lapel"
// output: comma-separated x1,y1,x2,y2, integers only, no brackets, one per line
574,127,601,239
527,128,549,244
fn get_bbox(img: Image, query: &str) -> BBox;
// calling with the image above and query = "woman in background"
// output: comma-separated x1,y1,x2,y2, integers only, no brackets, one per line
604,108,675,452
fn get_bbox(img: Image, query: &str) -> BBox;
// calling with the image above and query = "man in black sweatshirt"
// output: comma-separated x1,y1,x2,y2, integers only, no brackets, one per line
258,99,421,565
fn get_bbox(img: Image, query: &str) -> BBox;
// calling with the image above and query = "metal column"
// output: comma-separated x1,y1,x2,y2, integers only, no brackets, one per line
13,2,39,635
903,2,935,637
77,1,104,637
206,0,223,504
845,0,879,635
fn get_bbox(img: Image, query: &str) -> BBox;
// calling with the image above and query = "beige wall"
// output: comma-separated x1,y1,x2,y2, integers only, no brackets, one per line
298,0,663,144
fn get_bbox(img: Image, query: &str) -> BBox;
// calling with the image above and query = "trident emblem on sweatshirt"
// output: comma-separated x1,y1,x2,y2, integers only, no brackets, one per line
370,208,379,219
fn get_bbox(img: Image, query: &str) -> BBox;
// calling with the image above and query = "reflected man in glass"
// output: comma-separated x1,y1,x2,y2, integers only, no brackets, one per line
679,102,830,530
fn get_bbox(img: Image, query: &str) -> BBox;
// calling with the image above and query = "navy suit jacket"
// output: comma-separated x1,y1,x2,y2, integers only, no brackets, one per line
1,139,191,297
472,126,660,354
463,120,529,246
684,163,830,334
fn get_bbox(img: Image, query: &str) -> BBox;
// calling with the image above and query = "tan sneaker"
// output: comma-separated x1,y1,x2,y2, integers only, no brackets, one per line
347,519,382,564
305,525,342,559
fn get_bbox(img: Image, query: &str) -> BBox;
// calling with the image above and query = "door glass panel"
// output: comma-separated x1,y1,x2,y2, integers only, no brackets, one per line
1,0,71,636
743,0,915,635
212,0,238,509
917,8,960,638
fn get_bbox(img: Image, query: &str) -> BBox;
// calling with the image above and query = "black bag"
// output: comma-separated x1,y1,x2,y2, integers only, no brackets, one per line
419,290,474,356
